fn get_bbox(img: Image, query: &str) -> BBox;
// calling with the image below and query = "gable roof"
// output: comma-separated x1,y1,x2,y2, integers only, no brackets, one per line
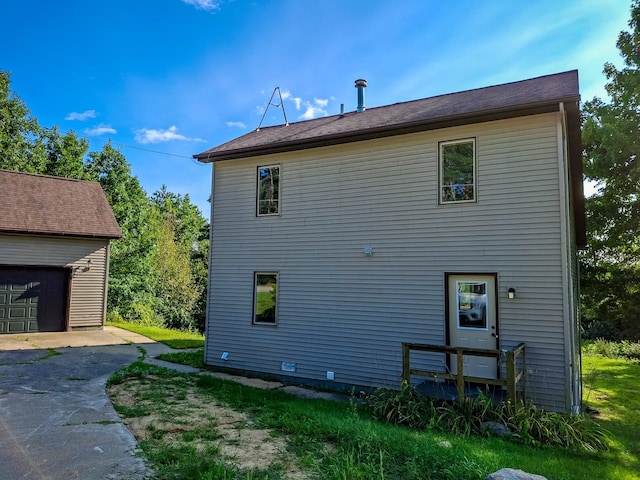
0,170,122,239
194,70,580,162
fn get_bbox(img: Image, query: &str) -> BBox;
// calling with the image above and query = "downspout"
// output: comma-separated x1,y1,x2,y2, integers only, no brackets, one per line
103,245,111,328
557,102,581,413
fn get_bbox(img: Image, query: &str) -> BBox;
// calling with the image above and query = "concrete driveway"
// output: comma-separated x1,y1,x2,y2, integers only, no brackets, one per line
0,326,192,480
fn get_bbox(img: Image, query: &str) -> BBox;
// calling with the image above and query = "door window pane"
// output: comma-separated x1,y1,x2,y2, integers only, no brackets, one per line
457,281,487,329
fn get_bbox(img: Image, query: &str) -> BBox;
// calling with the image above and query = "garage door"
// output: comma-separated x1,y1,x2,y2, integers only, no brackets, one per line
0,267,68,333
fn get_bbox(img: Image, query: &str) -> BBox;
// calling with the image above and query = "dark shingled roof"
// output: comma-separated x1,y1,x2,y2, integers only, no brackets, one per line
194,70,580,162
0,170,122,239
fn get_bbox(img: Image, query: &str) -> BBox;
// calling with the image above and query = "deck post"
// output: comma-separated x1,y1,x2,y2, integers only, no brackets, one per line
456,348,464,401
521,348,527,399
402,343,410,384
506,349,516,402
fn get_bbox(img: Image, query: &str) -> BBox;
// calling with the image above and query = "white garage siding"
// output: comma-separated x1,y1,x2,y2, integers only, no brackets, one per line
0,234,110,329
205,112,574,411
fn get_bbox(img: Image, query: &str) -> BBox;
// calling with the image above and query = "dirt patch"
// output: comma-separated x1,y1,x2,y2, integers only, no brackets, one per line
107,377,312,479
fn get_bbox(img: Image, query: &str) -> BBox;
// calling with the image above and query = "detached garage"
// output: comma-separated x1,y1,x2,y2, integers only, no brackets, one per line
0,170,121,333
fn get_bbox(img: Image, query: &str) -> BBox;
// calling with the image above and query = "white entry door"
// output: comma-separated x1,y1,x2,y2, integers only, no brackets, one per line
447,274,498,379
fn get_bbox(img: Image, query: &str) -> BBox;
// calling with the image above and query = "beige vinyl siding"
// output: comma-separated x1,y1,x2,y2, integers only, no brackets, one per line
207,112,572,410
0,234,109,329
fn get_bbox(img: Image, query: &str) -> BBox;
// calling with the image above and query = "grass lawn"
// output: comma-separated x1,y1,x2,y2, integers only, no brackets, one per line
106,341,640,480
582,354,640,475
106,321,205,349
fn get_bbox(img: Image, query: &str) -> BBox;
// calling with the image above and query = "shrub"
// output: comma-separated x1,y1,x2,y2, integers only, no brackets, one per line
583,339,640,360
580,318,622,341
127,301,165,327
368,381,437,429
490,399,609,451
367,385,610,452
106,309,125,324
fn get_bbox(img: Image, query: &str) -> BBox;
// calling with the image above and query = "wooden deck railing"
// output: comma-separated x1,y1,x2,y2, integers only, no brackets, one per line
401,342,526,403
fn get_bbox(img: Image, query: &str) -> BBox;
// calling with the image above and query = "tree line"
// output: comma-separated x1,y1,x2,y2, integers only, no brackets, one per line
0,70,208,332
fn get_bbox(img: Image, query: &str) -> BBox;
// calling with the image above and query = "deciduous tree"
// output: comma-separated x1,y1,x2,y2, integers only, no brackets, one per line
0,71,46,172
581,1,640,339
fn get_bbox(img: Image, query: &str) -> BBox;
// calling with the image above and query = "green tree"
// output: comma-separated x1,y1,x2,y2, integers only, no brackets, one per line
150,207,202,331
581,0,640,339
151,186,208,331
86,143,157,320
0,70,46,172
42,127,89,179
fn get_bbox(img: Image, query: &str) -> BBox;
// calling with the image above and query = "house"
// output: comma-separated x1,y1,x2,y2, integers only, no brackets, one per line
194,71,585,412
0,170,121,333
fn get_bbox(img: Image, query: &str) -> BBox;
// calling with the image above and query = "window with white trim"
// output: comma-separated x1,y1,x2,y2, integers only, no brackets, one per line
253,272,277,324
439,138,476,203
257,165,280,215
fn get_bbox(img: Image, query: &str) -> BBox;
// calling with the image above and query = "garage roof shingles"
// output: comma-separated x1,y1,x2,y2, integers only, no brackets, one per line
0,170,122,239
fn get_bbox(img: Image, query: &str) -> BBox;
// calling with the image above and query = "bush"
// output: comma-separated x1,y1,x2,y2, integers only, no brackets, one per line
368,381,437,429
106,309,125,324
367,384,610,452
127,302,165,327
580,318,622,341
583,339,640,360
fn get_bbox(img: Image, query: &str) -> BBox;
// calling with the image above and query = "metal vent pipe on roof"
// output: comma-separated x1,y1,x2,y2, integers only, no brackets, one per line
355,79,367,112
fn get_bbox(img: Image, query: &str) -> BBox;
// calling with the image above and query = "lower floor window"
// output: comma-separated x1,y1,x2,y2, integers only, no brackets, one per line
254,272,277,324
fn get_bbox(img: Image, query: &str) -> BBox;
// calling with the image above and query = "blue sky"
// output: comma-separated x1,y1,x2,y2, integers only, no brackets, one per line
1,0,631,215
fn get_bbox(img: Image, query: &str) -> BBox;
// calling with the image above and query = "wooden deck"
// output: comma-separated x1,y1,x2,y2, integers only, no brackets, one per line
402,342,526,403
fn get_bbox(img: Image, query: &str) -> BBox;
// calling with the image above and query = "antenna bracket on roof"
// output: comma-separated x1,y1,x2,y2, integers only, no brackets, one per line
257,87,289,131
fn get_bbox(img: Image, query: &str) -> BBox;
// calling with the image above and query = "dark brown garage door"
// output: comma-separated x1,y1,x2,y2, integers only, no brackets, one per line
0,267,68,333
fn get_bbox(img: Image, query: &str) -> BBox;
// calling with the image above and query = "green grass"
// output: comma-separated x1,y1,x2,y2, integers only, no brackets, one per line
582,354,640,475
107,352,640,480
157,349,206,368
107,321,205,349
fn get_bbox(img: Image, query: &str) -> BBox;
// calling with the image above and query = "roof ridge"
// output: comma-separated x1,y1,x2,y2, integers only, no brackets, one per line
0,169,96,184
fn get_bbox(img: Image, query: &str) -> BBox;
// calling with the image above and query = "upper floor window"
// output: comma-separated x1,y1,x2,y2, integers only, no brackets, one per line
439,138,476,204
257,165,280,215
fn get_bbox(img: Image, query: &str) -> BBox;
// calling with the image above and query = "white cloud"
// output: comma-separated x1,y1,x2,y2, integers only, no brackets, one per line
84,124,116,136
279,91,329,119
256,90,330,123
134,125,206,144
298,98,329,120
66,110,96,121
226,121,247,128
181,0,220,11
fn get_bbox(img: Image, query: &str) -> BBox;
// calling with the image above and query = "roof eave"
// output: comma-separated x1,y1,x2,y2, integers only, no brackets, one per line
0,229,123,240
195,98,577,163
564,101,586,250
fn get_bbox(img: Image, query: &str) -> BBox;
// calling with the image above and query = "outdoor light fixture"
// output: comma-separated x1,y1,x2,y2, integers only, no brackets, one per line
83,258,92,272
508,288,516,299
